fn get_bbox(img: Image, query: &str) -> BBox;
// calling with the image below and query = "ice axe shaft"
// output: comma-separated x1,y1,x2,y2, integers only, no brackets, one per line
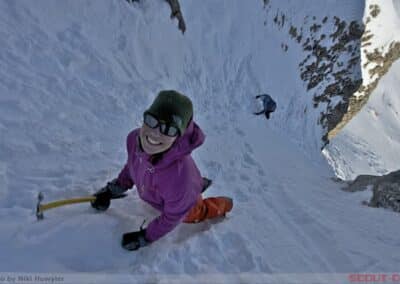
36,192,96,220
40,196,96,211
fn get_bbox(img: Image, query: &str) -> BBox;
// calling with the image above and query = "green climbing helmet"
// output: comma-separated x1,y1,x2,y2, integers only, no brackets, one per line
145,90,193,136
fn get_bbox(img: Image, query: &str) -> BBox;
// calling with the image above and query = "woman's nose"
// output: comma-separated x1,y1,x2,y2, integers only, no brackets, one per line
149,127,162,137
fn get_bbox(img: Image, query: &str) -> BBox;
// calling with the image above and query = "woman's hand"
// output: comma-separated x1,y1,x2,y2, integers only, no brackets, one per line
121,229,149,251
91,179,127,211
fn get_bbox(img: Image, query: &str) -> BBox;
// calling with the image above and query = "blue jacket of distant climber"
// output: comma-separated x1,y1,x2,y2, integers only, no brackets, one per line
254,94,276,119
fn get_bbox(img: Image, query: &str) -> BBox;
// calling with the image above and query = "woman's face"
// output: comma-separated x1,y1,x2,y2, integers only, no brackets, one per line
139,123,178,155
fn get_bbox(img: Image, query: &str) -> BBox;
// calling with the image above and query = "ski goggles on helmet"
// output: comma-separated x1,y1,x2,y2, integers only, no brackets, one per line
143,112,180,137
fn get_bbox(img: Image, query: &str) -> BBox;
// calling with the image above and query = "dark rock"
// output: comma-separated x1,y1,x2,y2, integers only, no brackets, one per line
369,4,381,18
343,170,400,213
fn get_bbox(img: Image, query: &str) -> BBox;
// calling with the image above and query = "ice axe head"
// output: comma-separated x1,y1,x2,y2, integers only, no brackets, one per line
36,192,44,220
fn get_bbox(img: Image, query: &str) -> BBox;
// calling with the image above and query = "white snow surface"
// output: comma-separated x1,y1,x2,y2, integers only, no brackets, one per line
0,0,400,280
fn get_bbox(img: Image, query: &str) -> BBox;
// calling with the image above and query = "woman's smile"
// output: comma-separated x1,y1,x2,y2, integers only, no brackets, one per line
139,124,177,155
146,135,162,146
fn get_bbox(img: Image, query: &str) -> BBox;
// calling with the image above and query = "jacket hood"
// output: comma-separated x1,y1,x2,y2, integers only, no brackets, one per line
155,120,205,169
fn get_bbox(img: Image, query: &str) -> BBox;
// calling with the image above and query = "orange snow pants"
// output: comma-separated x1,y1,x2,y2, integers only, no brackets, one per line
183,196,233,223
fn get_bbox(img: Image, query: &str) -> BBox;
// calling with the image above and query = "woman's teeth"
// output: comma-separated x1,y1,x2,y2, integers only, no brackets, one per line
146,136,162,146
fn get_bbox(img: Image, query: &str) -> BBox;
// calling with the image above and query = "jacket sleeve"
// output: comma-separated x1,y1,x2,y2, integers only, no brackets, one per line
253,110,265,115
145,166,200,242
117,164,134,190
145,189,197,242
116,131,136,190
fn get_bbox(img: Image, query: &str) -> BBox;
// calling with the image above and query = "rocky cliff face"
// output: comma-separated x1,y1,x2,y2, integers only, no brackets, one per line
329,2,400,141
264,0,400,147
296,16,364,145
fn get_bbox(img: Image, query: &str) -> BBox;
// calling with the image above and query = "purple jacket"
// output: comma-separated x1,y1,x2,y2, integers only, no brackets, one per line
117,120,205,242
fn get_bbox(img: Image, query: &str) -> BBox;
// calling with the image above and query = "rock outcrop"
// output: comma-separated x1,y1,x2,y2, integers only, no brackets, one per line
343,170,400,213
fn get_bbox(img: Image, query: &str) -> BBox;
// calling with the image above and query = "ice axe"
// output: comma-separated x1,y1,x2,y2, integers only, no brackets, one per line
36,191,127,220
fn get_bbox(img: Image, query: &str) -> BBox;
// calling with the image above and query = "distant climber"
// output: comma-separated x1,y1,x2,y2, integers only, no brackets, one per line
165,0,186,34
253,94,277,120
126,0,186,34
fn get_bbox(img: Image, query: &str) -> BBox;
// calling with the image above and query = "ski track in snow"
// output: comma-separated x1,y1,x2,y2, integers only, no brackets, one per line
0,0,400,277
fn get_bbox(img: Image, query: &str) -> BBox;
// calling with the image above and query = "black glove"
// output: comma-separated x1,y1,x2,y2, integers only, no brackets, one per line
121,225,149,251
91,179,127,211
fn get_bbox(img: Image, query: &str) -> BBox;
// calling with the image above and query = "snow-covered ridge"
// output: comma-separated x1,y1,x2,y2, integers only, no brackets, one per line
261,0,400,181
359,1,400,94
323,0,400,180
264,0,399,150
329,0,400,140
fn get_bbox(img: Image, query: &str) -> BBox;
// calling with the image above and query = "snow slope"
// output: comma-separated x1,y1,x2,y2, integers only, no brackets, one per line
1,0,399,282
325,0,400,180
324,60,400,180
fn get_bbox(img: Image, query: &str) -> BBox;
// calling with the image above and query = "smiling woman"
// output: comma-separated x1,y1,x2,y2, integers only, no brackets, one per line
91,90,233,251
